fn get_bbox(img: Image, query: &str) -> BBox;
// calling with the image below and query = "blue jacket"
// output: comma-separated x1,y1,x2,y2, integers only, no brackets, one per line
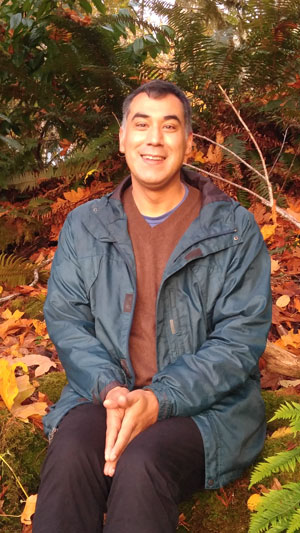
43,170,272,490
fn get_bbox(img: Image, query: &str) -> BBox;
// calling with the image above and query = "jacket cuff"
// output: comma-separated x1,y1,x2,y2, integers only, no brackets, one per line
143,383,173,420
99,381,126,402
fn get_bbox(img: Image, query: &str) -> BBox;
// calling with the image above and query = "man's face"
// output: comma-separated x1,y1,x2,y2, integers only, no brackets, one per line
119,92,193,191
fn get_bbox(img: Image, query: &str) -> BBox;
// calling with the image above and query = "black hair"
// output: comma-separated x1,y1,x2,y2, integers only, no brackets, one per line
122,80,192,135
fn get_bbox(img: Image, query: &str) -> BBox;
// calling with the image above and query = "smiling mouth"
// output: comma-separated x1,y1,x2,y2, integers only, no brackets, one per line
141,154,166,161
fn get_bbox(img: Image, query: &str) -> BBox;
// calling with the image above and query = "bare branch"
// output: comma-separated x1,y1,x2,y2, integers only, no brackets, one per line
185,162,300,229
193,133,267,181
218,85,274,206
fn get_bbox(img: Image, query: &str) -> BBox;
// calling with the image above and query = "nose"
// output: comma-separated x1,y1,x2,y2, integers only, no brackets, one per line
146,124,163,145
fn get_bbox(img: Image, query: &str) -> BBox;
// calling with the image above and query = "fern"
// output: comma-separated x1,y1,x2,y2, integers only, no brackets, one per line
287,509,300,533
249,401,300,533
250,447,300,487
0,253,36,288
248,483,300,533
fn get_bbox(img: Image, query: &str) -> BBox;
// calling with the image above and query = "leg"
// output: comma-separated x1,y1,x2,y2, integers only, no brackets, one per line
104,417,205,533
33,403,110,533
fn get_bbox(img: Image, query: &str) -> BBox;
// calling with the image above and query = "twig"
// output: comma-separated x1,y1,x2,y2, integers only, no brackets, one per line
193,133,267,181
269,127,289,177
185,162,300,229
0,257,52,304
0,454,28,499
112,112,121,128
218,85,274,207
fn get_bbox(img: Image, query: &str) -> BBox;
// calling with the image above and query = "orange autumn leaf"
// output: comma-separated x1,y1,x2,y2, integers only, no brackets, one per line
63,187,87,203
1,309,24,321
59,138,72,156
32,319,48,337
194,150,206,163
278,329,300,349
270,427,292,439
247,494,262,512
294,297,300,313
260,224,277,241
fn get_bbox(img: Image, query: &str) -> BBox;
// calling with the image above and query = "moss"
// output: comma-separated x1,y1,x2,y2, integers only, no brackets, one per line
0,409,47,532
38,372,67,404
262,390,300,432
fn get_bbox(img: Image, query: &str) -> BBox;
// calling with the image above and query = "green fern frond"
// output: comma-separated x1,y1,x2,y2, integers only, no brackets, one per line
270,403,300,424
287,508,300,533
0,253,35,288
248,483,300,533
250,447,300,487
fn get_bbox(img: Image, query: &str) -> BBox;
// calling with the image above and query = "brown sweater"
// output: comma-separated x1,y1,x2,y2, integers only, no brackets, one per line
123,184,202,387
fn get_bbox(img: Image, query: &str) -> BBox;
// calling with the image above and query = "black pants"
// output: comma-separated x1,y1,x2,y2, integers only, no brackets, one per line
33,403,205,533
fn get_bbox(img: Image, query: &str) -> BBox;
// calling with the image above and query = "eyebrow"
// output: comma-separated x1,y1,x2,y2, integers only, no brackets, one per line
131,112,182,124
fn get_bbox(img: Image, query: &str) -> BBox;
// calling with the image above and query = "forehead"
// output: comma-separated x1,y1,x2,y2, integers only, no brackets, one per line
127,92,185,120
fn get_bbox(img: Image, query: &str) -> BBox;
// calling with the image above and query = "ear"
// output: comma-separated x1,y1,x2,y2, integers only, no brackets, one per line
184,132,193,159
119,127,125,153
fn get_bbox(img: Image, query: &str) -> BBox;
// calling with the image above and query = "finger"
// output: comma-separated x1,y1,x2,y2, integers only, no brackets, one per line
109,418,135,461
105,412,121,461
104,460,117,477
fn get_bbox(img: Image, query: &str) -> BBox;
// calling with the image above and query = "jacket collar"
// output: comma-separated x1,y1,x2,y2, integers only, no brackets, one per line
82,168,237,250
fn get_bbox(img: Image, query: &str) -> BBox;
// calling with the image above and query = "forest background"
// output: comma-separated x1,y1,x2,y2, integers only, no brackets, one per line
0,1,300,532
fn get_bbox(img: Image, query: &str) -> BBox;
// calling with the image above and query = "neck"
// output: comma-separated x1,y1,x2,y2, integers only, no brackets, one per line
131,179,185,217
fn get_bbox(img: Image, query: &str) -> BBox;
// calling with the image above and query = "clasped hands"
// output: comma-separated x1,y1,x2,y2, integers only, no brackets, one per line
103,386,159,477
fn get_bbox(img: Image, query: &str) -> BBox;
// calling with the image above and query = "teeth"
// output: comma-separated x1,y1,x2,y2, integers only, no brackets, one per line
143,155,164,160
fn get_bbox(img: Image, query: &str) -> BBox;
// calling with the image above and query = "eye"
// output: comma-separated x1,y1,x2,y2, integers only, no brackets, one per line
135,122,148,129
163,123,177,131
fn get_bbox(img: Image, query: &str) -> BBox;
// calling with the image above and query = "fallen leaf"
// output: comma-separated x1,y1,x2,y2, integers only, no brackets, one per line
1,309,24,321
276,295,291,308
0,359,28,410
270,427,292,439
294,297,300,313
271,258,280,273
247,494,262,512
14,374,35,406
278,329,300,349
32,320,48,338
11,402,48,421
21,494,37,525
270,477,282,491
279,379,300,388
19,353,56,377
260,224,277,241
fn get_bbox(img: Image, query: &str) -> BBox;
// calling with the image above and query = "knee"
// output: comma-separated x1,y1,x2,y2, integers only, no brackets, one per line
116,438,162,481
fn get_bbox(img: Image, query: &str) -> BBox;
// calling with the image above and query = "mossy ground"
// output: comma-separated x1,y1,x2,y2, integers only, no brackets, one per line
0,377,299,533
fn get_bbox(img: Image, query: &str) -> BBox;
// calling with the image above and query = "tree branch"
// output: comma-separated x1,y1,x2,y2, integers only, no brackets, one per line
185,162,300,229
218,84,274,206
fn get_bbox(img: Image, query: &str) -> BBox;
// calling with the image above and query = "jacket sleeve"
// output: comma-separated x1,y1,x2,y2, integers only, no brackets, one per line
44,213,127,402
147,209,272,419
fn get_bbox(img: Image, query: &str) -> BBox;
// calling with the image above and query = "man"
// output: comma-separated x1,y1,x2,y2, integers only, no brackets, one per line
33,80,271,533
